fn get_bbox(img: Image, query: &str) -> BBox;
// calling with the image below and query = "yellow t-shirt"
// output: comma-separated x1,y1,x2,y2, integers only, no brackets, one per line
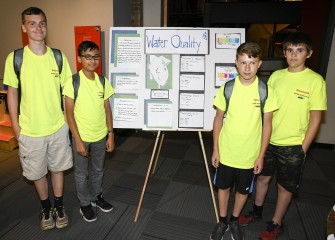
213,76,278,169
268,68,327,146
3,46,72,137
63,70,115,142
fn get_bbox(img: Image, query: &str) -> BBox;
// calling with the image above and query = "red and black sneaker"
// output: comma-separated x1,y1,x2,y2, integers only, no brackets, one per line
238,211,262,226
259,221,282,240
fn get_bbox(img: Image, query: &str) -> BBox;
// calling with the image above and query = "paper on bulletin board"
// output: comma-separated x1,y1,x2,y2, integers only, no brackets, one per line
74,26,102,74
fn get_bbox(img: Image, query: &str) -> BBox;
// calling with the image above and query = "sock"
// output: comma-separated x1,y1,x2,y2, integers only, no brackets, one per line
54,196,63,209
229,215,238,223
253,204,263,217
40,198,52,219
219,216,227,224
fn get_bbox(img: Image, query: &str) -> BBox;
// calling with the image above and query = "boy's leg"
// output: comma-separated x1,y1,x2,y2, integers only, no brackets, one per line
259,145,305,240
90,137,113,212
47,123,73,228
218,188,230,218
254,175,272,206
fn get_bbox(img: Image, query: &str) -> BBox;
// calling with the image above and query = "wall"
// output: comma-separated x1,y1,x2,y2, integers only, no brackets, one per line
0,0,113,78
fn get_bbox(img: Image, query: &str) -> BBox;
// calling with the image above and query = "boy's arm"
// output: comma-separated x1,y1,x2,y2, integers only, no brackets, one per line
254,111,273,174
302,110,323,153
65,96,87,156
104,99,115,152
212,108,224,168
7,86,20,139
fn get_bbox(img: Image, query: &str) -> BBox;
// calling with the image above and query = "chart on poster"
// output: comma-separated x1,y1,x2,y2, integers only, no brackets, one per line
109,27,245,131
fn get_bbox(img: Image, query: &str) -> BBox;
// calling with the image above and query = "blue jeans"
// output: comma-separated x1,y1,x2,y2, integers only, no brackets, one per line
72,137,106,206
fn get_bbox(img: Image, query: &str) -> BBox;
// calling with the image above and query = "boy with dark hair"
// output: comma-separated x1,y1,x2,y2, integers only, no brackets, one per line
210,42,278,240
238,32,327,240
3,7,73,230
63,40,115,222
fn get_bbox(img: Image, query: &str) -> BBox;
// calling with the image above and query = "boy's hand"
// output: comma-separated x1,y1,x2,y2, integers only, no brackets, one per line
76,140,87,157
211,151,220,168
253,157,264,174
106,134,115,152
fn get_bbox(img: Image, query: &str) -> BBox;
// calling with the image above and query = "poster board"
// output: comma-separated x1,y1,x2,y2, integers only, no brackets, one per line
74,26,102,74
109,27,245,131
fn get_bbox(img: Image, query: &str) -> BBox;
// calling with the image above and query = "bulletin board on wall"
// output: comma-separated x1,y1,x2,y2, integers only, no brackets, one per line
109,27,245,131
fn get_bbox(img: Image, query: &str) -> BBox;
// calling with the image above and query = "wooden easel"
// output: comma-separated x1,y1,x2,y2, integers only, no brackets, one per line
134,130,219,222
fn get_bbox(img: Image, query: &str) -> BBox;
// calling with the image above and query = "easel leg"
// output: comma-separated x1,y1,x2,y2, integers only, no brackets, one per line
134,131,161,222
198,131,219,222
152,132,165,174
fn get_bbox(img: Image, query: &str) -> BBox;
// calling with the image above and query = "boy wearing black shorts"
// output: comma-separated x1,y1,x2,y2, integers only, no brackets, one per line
238,32,327,240
210,42,278,240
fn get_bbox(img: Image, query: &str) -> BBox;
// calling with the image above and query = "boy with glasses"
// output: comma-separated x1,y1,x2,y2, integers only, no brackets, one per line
63,40,115,222
3,7,73,230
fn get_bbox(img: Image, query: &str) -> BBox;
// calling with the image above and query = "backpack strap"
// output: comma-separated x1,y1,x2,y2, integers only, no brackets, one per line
72,73,80,102
72,73,106,102
258,79,268,113
13,48,24,114
223,78,235,113
98,75,105,99
51,48,63,75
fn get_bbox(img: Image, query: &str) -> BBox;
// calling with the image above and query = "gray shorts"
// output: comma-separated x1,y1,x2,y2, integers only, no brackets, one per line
18,123,73,181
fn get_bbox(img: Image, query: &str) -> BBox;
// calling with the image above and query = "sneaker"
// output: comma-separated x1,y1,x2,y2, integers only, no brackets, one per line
40,208,55,230
54,206,69,229
328,234,335,240
80,204,97,222
229,221,244,240
210,221,229,240
259,221,282,240
238,211,261,226
91,193,113,212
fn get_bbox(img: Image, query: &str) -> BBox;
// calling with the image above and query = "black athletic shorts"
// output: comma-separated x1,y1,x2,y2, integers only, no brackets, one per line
213,163,254,195
261,144,306,194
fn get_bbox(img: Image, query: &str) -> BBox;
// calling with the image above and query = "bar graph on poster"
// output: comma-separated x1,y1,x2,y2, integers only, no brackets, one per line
109,27,245,131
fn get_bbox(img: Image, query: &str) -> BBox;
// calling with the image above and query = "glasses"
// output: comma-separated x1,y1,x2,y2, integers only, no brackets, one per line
80,54,101,61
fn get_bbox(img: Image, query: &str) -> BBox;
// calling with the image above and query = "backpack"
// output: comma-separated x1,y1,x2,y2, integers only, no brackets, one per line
223,78,268,118
72,72,105,103
13,48,63,113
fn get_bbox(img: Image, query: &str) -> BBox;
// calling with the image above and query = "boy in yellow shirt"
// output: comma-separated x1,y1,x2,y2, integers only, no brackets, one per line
63,41,115,222
239,32,327,240
210,42,278,240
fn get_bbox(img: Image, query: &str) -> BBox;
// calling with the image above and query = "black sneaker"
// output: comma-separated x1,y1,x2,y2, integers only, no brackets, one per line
229,221,243,240
91,193,113,213
80,204,97,222
210,221,229,240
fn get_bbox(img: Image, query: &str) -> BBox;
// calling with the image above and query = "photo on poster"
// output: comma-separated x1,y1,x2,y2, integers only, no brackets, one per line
215,63,238,88
215,33,241,49
146,54,173,89
144,100,173,128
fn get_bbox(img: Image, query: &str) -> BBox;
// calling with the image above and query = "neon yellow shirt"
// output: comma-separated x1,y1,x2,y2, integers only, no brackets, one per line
3,46,72,137
63,70,115,142
214,76,278,169
268,68,327,146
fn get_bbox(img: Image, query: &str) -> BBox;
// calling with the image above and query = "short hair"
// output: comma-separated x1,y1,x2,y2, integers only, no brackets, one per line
21,7,47,24
282,31,313,53
77,41,100,56
236,42,262,60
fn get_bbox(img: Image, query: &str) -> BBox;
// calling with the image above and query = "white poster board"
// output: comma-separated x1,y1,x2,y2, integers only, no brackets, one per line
109,27,245,131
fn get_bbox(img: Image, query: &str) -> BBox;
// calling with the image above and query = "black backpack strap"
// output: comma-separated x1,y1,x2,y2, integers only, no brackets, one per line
258,79,268,113
13,48,24,114
72,73,80,103
98,75,105,99
51,48,63,75
223,78,235,113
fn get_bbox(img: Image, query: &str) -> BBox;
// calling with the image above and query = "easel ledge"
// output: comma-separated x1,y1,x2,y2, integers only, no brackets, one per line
134,130,218,222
